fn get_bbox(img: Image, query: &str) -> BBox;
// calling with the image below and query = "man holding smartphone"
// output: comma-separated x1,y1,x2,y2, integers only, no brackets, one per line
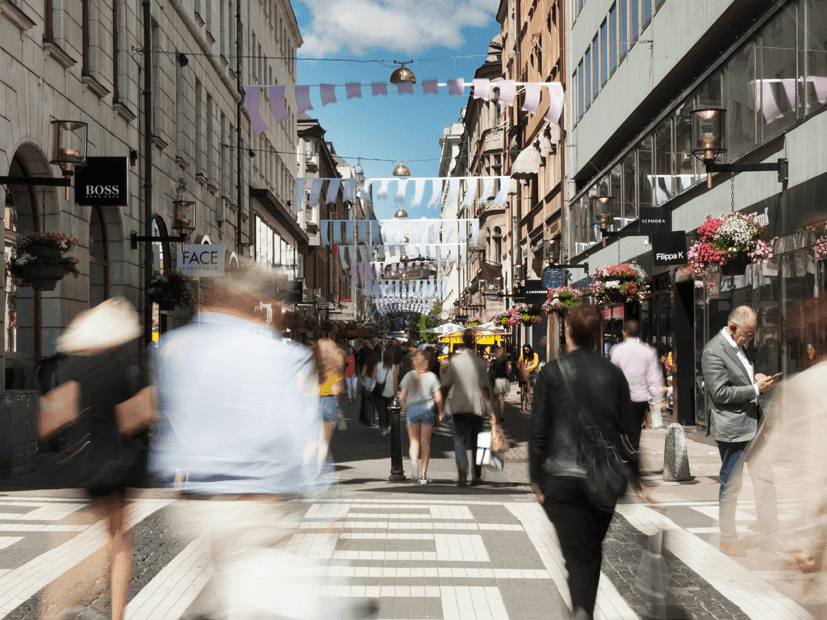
702,305,779,556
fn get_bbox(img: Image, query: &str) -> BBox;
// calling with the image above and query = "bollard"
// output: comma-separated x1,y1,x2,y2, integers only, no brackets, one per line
388,396,406,482
663,423,693,482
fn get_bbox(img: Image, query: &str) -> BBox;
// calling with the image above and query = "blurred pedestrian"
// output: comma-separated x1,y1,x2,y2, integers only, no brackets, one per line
344,345,358,404
375,346,399,436
517,344,540,410
151,259,337,620
358,339,372,375
610,320,666,448
702,305,779,557
314,338,346,442
39,298,153,620
530,304,640,620
490,346,511,423
442,329,493,486
399,350,444,484
361,351,380,426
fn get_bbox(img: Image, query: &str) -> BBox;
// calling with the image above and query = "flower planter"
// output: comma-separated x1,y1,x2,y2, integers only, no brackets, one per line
720,253,752,276
21,264,66,291
158,302,176,312
29,246,63,260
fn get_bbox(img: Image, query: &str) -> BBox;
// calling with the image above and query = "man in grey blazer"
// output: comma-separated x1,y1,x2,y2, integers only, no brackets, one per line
702,306,779,556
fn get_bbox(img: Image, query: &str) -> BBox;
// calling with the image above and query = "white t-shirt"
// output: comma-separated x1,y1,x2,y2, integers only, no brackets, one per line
376,364,397,398
400,371,441,407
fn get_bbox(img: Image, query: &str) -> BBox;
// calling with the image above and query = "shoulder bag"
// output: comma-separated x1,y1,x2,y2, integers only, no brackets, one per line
372,366,387,398
556,357,633,511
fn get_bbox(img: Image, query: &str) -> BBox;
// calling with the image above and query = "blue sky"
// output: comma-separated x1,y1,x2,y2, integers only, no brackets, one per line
290,0,501,220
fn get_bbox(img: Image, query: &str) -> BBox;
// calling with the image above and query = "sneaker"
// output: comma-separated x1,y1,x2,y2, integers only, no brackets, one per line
419,477,429,485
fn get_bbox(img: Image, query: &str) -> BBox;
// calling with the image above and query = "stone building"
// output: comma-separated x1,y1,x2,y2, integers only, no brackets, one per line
1,0,301,388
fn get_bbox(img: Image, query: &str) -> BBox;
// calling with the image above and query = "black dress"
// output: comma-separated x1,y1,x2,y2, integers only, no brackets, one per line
54,352,145,496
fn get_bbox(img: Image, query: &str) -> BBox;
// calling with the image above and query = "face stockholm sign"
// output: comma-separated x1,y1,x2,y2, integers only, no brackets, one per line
74,157,129,206
177,244,226,277
651,231,688,266
638,207,670,234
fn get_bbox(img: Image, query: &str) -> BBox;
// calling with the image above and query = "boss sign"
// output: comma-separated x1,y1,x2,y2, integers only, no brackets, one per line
177,244,225,277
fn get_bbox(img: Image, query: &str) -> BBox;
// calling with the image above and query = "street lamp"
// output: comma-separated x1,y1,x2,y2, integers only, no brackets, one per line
172,200,196,237
691,108,727,189
393,163,411,177
50,120,89,200
389,61,416,85
591,194,613,246
394,208,408,218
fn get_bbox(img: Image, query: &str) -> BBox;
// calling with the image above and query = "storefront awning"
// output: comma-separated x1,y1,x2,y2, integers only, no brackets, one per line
510,147,540,180
250,187,309,246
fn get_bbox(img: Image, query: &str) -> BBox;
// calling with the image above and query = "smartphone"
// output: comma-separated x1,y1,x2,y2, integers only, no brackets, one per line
770,372,782,381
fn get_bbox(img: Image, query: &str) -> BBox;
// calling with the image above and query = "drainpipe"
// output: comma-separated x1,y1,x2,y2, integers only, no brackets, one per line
142,0,152,352
236,0,243,253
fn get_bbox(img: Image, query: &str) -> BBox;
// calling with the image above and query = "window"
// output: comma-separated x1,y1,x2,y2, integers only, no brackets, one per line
621,149,636,225
637,134,653,210
592,34,599,99
643,0,651,28
89,206,109,308
600,20,608,85
585,47,591,107
252,32,257,78
610,163,622,228
620,0,628,57
176,54,185,162
151,21,162,140
206,0,213,34
758,2,797,140
196,81,204,178
656,0,664,6
207,95,215,188
631,0,639,43
229,121,236,203
610,3,618,71
221,113,228,198
725,42,757,161
653,117,673,206
82,0,90,74
674,103,697,193
220,0,225,55
577,60,584,117
804,0,827,115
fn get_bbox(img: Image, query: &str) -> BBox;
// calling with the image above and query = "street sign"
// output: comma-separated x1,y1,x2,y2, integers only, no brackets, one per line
639,207,670,234
651,231,688,266
177,244,225,276
542,266,565,289
516,282,548,307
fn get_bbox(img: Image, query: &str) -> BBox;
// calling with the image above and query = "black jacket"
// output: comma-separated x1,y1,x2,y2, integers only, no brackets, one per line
529,348,640,487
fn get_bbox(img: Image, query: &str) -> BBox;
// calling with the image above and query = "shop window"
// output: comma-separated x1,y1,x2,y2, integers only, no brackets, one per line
609,164,622,229
653,117,673,206
803,0,827,116
674,103,697,193
89,206,109,308
781,249,819,378
621,149,636,226
724,42,757,162
637,134,653,211
758,2,798,140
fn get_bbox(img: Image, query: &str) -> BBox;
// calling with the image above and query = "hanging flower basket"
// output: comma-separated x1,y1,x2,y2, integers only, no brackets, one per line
6,232,81,291
687,213,773,276
590,263,649,306
542,286,582,313
492,311,511,328
465,316,482,327
146,271,196,309
507,303,543,327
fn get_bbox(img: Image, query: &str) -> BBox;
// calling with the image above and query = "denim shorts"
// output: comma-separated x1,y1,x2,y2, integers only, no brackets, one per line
320,395,340,424
406,402,436,426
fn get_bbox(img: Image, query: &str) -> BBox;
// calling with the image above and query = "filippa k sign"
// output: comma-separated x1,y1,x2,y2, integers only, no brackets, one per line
651,232,687,267
177,244,225,277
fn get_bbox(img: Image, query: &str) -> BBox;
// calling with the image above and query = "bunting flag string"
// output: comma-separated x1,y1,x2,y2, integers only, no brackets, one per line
321,219,481,250
362,280,444,300
301,177,509,212
245,80,564,135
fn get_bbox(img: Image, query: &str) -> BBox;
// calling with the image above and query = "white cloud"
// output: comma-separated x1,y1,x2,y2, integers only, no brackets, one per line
298,0,500,57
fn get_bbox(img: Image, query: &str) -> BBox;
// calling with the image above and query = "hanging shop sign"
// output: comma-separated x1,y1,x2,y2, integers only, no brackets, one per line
602,306,625,320
328,301,357,321
638,207,671,234
514,282,548,307
651,231,688,267
177,244,226,276
74,157,129,206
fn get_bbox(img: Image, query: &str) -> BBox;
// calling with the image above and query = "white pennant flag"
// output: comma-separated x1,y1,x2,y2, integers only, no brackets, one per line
325,179,342,204
479,177,495,203
395,179,408,203
428,179,444,208
358,220,368,243
308,179,324,207
522,83,541,113
444,220,456,245
343,178,358,203
377,179,390,200
360,179,375,203
461,181,478,208
372,221,382,245
445,178,461,207
458,219,467,245
338,245,347,268
321,220,330,247
472,78,491,100
498,80,516,106
345,221,354,244
412,180,427,207
470,219,480,247
294,178,307,213
460,243,467,264
348,246,356,269
332,221,342,245
493,176,509,205
419,221,429,257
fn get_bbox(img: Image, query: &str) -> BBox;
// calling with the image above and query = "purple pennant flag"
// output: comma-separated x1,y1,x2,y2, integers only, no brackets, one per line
422,79,439,95
472,79,490,100
269,86,288,124
448,78,465,95
498,80,516,106
320,84,337,106
397,83,413,95
346,82,362,99
372,82,388,96
246,86,268,136
543,83,564,125
522,83,541,113
294,86,314,113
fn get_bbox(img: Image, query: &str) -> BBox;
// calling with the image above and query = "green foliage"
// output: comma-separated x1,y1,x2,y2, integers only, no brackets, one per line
417,304,442,343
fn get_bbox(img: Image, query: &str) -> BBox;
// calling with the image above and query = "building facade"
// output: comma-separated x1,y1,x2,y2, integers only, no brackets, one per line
564,0,827,426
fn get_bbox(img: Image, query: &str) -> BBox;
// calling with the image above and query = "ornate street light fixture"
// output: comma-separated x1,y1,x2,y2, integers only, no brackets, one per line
590,194,613,246
394,208,408,218
50,120,89,200
691,108,727,189
389,61,416,85
172,200,196,237
393,163,411,177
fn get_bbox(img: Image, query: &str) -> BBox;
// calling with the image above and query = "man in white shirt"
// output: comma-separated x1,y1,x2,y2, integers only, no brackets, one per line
610,319,666,451
701,305,779,556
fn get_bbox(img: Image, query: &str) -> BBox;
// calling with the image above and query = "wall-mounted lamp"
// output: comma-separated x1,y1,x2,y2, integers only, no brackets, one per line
50,119,89,200
172,200,196,237
590,194,613,247
691,107,787,189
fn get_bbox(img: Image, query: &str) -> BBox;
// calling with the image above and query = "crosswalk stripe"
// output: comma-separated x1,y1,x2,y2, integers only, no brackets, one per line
616,504,812,620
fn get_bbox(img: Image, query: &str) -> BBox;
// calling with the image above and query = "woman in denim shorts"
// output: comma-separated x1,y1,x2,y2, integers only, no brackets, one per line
314,339,345,442
399,351,444,484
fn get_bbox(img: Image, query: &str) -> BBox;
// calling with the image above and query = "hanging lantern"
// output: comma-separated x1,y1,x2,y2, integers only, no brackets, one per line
393,163,411,177
51,120,88,200
390,62,416,85
395,209,408,218
172,200,196,237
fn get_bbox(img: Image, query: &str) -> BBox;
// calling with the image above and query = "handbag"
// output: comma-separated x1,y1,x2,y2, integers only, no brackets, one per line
490,420,509,454
114,386,157,436
372,367,387,398
38,381,81,441
556,358,633,511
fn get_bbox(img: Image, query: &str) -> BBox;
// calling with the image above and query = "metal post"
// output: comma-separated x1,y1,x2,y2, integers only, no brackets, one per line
236,0,243,253
388,395,406,481
142,0,153,352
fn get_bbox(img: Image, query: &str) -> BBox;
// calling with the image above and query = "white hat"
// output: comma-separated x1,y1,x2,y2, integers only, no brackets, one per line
59,297,142,354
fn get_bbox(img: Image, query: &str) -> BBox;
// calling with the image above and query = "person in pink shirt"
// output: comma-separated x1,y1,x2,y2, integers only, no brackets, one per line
344,346,358,404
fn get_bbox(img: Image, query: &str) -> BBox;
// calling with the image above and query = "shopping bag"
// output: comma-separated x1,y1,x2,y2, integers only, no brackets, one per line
114,386,157,436
491,421,509,454
475,432,505,470
38,381,81,441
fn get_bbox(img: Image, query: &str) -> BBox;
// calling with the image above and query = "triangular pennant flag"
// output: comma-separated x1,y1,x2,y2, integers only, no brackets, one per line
351,259,360,283
458,220,467,245
448,78,465,95
343,179,357,203
479,177,495,203
395,179,407,203
444,220,456,245
472,79,491,101
294,85,314,113
325,179,342,204
522,83,541,113
423,79,439,94
543,83,564,125
338,245,347,268
445,179,461,209
360,178,375,203
397,83,413,95
412,179,427,207
427,179,445,208
332,221,342,245
498,80,516,106
345,82,362,99
320,84,337,106
269,86,288,124
461,182,478,208
348,246,356,269
371,82,388,96
470,219,480,247
247,87,268,136
358,220,368,244
371,222,382,245
377,179,390,200
493,176,509,205
294,178,307,214
308,178,324,208
321,220,330,247
345,221,354,244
